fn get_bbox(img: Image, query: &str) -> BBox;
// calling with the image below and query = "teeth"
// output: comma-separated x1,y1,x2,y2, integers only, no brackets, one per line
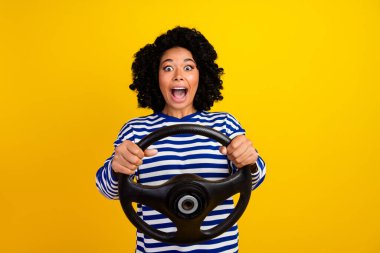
171,88,187,98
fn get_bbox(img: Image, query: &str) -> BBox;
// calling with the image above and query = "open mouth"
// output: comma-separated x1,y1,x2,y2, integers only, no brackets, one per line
171,87,188,99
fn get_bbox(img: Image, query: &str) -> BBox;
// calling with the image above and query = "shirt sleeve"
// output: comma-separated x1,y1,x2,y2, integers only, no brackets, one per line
224,113,266,191
95,123,135,200
251,155,266,190
95,152,119,199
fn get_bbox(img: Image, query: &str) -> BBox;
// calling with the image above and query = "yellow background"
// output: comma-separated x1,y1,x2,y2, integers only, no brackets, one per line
1,0,379,252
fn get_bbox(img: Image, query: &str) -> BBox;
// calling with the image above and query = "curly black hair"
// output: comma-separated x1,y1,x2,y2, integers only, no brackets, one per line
129,26,224,112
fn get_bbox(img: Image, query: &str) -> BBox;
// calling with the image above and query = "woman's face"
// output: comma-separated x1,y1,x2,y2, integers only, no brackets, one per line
159,47,199,118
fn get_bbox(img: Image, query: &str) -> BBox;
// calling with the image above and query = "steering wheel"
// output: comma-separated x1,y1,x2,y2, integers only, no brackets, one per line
118,124,257,244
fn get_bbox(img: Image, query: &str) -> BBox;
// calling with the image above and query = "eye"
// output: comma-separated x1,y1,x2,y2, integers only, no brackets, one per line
163,66,174,71
184,65,194,71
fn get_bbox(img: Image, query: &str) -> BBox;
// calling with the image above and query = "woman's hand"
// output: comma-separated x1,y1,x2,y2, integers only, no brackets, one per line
219,135,258,169
112,140,157,175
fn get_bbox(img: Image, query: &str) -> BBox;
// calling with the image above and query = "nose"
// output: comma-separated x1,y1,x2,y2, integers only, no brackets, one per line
174,76,184,81
173,69,184,81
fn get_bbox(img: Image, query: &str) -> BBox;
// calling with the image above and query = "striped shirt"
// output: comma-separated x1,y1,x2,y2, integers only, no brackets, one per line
96,111,266,253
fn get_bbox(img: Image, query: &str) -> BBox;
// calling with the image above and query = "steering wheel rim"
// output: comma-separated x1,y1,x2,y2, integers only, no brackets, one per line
118,124,257,244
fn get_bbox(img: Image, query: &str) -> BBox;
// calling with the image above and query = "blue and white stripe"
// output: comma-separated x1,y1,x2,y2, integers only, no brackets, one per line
96,111,266,252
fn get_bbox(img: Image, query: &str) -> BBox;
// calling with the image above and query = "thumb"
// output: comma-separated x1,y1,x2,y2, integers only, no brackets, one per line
144,149,158,157
219,146,227,155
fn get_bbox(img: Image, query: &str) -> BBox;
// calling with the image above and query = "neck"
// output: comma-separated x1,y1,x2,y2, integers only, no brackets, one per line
162,107,196,119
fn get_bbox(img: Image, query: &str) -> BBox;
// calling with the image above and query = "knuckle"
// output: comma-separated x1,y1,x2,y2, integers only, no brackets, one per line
123,167,133,175
229,152,237,160
130,146,138,154
131,156,140,165
136,149,144,158
231,142,240,149
123,168,132,175
235,157,243,164
129,164,137,171
112,163,121,173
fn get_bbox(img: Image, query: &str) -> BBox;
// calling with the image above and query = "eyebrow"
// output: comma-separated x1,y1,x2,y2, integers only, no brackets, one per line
160,58,196,66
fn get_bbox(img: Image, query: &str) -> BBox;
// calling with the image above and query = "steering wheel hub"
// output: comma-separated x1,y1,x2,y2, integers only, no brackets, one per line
168,181,208,219
177,195,198,215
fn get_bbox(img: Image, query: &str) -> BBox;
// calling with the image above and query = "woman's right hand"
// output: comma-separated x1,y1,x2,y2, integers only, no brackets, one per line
111,140,158,175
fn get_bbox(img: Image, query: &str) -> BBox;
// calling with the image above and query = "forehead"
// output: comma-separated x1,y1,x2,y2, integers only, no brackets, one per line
160,47,194,62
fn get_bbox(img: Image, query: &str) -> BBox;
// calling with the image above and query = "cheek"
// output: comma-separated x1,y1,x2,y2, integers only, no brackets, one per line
188,73,199,86
158,74,170,90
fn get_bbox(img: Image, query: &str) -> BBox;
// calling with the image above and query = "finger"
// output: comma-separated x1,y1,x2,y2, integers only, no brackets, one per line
144,149,158,157
116,141,143,165
234,148,253,168
229,144,248,161
115,141,138,162
126,141,144,159
114,147,140,166
219,146,227,155
123,151,143,166
112,161,134,175
226,135,246,155
113,154,139,170
228,139,250,160
123,159,139,171
236,148,259,168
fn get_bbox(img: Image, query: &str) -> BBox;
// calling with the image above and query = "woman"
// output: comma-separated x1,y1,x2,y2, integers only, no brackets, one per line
96,26,266,253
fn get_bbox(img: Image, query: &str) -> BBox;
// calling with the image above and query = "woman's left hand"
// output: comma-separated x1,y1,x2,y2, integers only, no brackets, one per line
219,135,259,169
